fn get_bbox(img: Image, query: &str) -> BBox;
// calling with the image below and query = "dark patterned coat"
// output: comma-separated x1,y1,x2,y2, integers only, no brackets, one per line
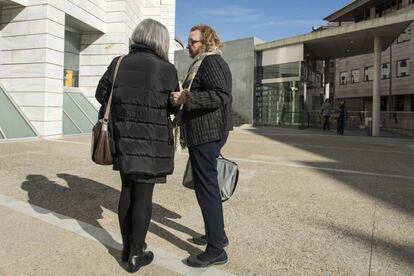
181,54,233,147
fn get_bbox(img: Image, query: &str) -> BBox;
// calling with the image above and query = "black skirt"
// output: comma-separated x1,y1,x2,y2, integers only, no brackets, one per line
119,172,166,184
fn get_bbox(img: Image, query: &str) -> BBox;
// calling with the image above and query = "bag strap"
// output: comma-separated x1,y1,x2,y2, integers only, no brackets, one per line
103,55,125,121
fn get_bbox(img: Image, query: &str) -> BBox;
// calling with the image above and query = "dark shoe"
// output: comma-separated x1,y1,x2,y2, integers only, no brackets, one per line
121,235,147,262
128,246,154,273
190,235,229,247
121,235,130,262
186,250,228,268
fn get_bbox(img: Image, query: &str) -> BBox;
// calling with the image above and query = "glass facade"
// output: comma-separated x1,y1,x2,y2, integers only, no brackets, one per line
62,111,82,135
0,86,37,139
255,60,322,126
62,91,97,135
256,62,300,80
255,82,298,126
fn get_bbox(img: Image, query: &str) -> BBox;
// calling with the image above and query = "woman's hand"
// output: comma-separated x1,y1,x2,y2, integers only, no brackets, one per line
170,90,189,106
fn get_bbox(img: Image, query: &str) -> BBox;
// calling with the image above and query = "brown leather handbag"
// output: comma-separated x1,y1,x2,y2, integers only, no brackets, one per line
91,55,124,165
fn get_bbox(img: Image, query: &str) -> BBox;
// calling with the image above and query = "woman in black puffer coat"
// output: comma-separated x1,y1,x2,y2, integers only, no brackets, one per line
95,19,178,272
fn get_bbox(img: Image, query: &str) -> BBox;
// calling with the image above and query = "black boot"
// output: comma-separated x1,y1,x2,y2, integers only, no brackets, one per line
128,244,154,273
121,235,130,262
121,235,147,262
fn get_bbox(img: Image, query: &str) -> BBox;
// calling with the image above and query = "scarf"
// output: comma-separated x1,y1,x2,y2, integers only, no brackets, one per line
173,48,222,150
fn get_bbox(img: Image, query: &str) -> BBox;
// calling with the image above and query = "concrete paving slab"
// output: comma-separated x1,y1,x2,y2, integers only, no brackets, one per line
0,196,233,276
369,179,414,276
1,127,413,275
0,206,178,276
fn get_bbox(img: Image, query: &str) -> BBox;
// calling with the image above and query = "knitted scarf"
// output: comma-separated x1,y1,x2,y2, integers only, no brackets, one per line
173,48,222,150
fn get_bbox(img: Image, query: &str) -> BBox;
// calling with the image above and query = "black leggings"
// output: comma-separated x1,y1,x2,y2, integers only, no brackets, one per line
118,174,154,246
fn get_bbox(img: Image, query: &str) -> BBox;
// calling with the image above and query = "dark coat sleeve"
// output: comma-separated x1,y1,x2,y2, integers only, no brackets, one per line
167,70,181,115
186,56,232,111
95,57,120,118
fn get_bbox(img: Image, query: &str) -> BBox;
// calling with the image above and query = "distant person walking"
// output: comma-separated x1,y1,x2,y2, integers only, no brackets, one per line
95,19,178,273
336,100,348,135
320,98,332,131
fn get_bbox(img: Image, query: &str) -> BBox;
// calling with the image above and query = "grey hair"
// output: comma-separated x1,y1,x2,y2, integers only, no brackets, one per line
131,19,170,62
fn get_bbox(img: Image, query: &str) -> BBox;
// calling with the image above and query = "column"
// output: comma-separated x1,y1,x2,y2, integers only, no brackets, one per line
325,83,330,100
372,37,382,136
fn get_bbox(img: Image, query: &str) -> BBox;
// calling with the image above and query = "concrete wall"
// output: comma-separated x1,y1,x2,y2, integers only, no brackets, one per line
0,3,67,136
0,0,176,137
259,43,304,66
79,0,177,108
174,37,257,124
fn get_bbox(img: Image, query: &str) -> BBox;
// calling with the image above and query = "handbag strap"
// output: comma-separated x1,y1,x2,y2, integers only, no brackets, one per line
103,55,125,121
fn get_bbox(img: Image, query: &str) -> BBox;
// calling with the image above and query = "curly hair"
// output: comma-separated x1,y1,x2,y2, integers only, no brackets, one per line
190,24,223,52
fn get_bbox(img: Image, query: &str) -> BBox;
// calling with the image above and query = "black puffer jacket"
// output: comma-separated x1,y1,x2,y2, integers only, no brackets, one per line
96,44,178,182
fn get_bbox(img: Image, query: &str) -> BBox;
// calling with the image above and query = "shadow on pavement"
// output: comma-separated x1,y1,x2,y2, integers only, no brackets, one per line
247,128,414,217
246,127,414,267
21,173,202,267
308,219,414,267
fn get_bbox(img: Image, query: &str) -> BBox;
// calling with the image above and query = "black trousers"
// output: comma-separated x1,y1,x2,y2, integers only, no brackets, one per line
188,135,228,253
323,115,330,130
118,173,154,246
337,117,345,135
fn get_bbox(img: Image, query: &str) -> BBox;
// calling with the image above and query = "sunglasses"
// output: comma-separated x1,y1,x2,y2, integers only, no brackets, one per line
188,39,202,45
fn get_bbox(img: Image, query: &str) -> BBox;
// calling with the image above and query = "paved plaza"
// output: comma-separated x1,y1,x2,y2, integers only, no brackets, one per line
0,127,413,275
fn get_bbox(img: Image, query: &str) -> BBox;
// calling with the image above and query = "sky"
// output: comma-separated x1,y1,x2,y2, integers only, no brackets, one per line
175,0,351,43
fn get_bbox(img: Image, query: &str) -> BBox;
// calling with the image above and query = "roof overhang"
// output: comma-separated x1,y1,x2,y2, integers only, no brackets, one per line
256,11,414,60
65,14,104,33
0,0,27,7
324,0,383,22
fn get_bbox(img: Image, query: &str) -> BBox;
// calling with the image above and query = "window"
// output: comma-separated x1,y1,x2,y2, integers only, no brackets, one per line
340,71,348,85
397,26,410,43
64,30,81,87
411,95,414,111
381,63,390,79
394,95,404,111
380,96,387,111
397,59,409,77
351,69,360,83
364,66,373,81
